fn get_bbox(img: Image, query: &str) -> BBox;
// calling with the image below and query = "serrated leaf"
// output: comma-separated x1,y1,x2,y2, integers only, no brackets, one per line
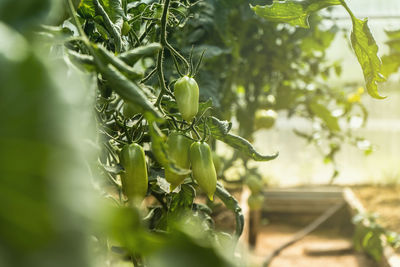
78,0,96,18
79,0,124,52
169,184,195,213
206,116,232,135
79,0,124,23
251,0,341,28
206,117,278,162
349,17,386,99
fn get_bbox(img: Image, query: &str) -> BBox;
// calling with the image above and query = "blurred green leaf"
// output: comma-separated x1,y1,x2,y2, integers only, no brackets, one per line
147,230,234,267
0,0,52,31
301,27,336,54
309,101,340,132
251,0,341,28
0,22,95,267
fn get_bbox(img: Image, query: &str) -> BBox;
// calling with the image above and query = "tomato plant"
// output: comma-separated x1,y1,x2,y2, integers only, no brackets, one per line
0,0,391,266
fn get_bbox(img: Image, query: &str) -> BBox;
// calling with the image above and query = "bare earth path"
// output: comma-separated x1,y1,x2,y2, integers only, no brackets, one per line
250,224,377,267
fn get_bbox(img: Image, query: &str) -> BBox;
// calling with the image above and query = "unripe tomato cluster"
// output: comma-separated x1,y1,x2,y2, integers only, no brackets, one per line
119,76,219,201
120,137,218,202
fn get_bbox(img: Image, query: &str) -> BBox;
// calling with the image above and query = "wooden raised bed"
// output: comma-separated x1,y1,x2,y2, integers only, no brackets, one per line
240,186,399,267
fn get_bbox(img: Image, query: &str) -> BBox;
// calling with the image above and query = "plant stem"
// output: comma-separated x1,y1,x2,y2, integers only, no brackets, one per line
93,0,123,53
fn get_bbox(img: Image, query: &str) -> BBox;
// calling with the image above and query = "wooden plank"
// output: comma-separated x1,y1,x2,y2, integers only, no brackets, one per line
262,189,344,214
303,241,353,256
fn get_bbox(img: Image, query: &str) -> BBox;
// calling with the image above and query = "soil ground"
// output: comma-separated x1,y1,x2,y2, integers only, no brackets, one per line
351,185,400,233
212,186,400,266
250,224,377,267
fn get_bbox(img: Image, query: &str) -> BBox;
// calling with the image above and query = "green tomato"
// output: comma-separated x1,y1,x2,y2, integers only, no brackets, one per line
246,175,263,194
120,143,148,201
174,76,199,121
254,109,277,130
189,142,217,201
248,194,265,211
165,132,192,191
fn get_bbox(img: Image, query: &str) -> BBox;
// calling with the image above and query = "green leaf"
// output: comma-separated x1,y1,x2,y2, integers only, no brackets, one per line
79,0,124,52
381,53,400,77
386,29,400,40
79,0,123,23
100,64,161,118
362,230,383,262
206,117,232,136
301,27,336,54
251,0,341,28
252,0,386,99
78,0,96,18
119,43,162,65
309,101,340,132
92,44,143,80
348,17,386,99
386,38,400,52
169,184,195,213
206,117,278,161
198,98,214,118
